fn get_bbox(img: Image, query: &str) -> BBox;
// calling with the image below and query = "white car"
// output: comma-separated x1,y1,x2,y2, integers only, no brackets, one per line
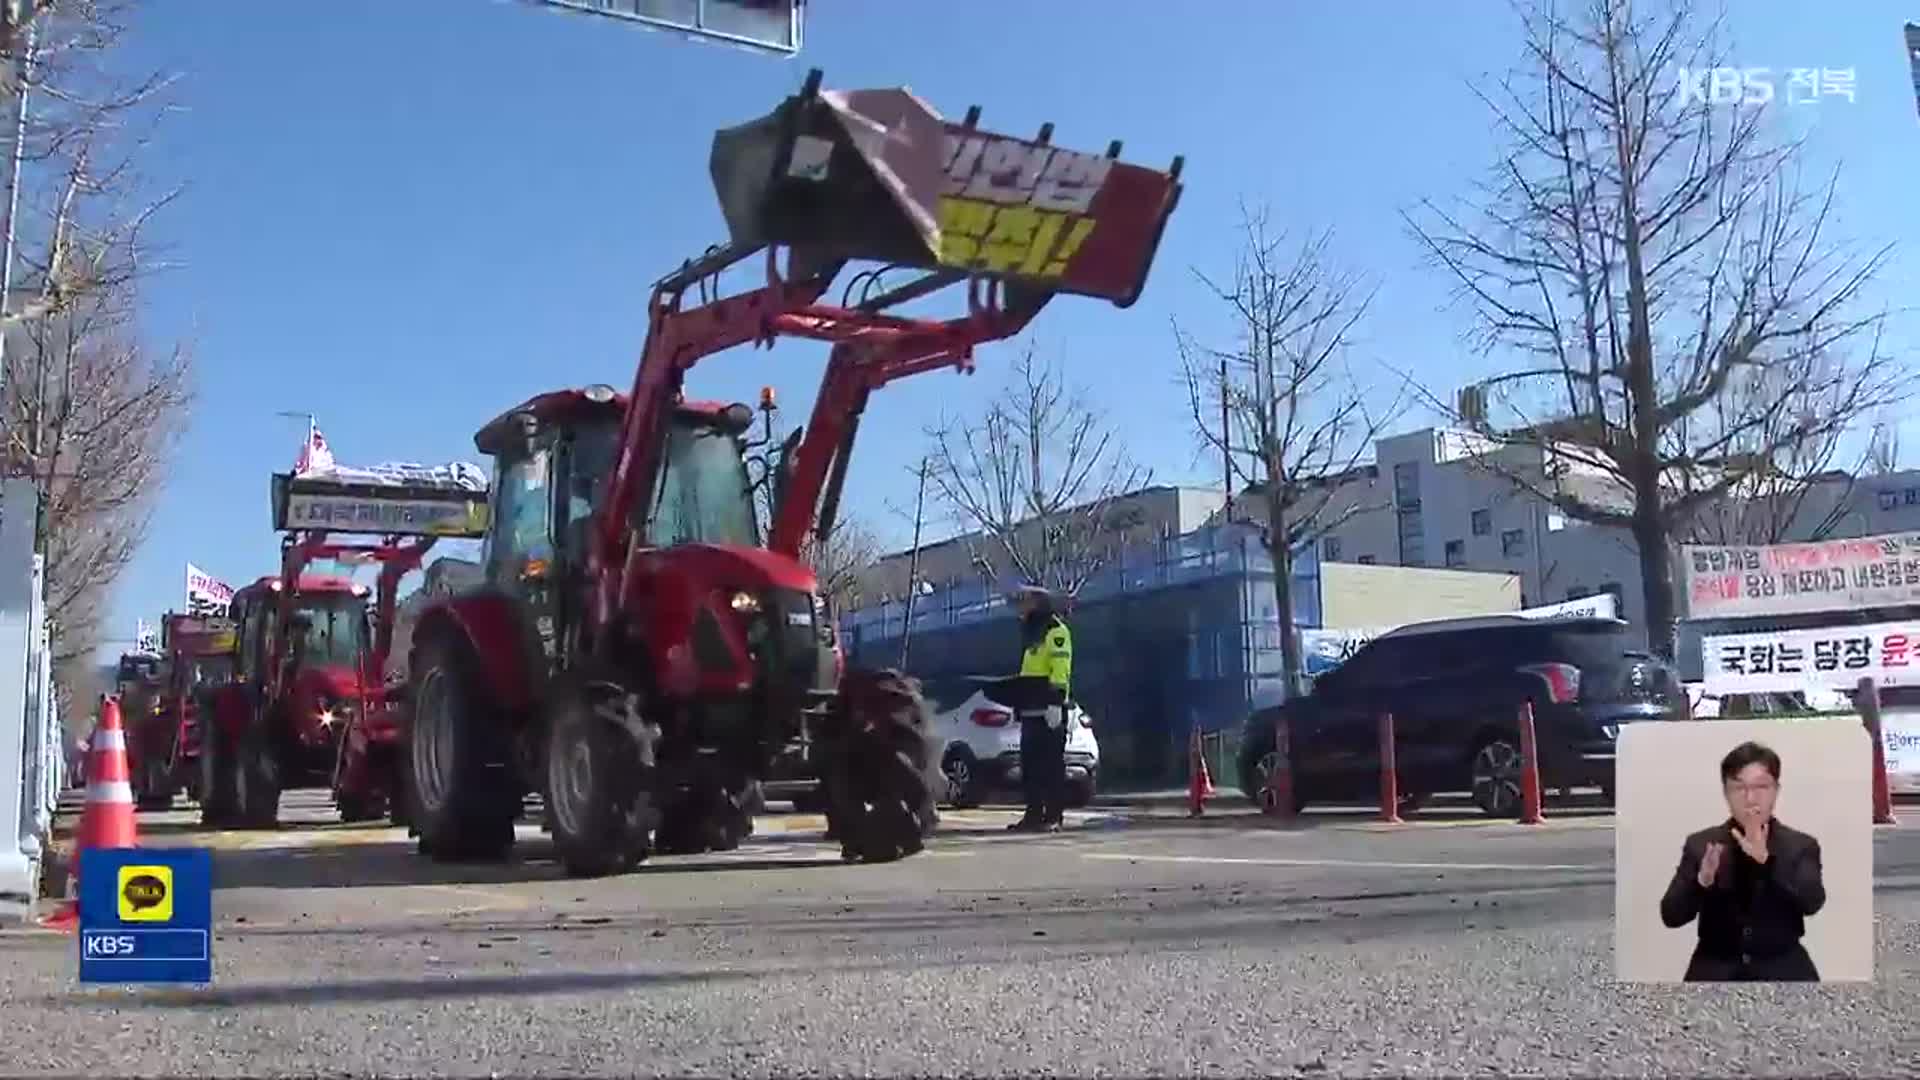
926,677,1100,809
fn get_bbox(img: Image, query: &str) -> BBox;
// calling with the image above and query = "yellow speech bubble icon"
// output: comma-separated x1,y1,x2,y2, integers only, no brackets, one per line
117,864,173,923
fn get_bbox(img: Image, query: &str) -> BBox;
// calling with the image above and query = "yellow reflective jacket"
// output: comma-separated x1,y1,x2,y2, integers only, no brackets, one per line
1018,615,1073,697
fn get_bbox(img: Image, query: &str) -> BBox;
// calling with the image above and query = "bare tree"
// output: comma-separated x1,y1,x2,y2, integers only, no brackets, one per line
0,0,189,698
799,514,880,616
1406,0,1903,657
1677,360,1862,545
744,398,885,616
1174,207,1396,696
926,344,1147,596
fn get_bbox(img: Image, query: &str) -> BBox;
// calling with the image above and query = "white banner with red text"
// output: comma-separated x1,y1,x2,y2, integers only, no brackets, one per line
185,563,234,618
1701,620,1920,695
1681,533,1920,620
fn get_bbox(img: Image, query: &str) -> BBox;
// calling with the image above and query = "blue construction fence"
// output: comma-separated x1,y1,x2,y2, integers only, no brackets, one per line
837,523,1319,790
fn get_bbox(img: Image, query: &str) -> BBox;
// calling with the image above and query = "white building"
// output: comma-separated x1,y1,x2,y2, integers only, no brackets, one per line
1243,425,1920,643
851,485,1230,604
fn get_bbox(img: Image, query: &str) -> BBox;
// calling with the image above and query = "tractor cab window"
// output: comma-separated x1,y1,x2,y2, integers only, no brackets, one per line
187,655,234,690
291,595,368,669
647,420,758,548
558,419,619,564
485,445,555,579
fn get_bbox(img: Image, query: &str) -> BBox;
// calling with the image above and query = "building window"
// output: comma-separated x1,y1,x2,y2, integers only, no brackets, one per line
1392,461,1421,508
1357,555,1377,565
1471,508,1491,536
1501,528,1527,557
1322,536,1342,561
1444,539,1465,568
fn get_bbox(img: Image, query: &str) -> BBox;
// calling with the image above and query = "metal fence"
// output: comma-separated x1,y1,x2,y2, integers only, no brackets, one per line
0,478,61,923
839,523,1317,790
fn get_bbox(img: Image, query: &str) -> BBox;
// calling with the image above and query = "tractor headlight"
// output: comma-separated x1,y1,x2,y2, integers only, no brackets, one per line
318,699,356,729
730,591,761,614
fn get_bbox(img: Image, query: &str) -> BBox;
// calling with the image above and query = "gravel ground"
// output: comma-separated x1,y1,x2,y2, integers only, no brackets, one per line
3,793,1918,1077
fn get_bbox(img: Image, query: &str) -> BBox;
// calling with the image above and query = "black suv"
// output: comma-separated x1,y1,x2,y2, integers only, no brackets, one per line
1235,615,1686,816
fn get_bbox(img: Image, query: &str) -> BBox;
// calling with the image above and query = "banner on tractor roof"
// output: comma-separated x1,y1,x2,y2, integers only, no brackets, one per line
1681,532,1920,620
273,472,490,538
1700,619,1920,696
185,564,234,618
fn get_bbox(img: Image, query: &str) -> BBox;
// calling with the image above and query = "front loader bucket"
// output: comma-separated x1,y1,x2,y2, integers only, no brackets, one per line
710,70,1184,308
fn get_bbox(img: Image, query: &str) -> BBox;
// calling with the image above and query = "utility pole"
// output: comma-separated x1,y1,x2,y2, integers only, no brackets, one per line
897,455,930,669
1219,358,1233,524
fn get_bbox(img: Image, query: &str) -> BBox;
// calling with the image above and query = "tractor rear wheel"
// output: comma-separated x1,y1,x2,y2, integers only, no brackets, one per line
545,677,652,878
826,668,935,864
409,635,517,861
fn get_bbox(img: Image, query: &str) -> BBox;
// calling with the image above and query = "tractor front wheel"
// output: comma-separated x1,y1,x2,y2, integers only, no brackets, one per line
826,668,935,864
197,724,238,828
545,678,653,878
409,635,517,861
234,718,282,830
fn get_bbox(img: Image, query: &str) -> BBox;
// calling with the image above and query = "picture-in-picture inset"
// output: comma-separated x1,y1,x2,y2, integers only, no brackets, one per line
1614,718,1873,983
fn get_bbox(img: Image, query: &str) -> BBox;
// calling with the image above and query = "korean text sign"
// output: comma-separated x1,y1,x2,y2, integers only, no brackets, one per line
1681,533,1920,619
1701,621,1920,695
77,848,213,985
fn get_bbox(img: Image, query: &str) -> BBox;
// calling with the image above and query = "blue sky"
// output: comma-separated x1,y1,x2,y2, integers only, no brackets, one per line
99,1,1920,653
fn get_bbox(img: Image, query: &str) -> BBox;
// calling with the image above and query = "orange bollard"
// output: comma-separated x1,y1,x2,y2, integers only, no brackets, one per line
1262,710,1296,823
1856,678,1898,826
1187,726,1215,817
40,696,141,932
1378,711,1403,824
1516,700,1545,825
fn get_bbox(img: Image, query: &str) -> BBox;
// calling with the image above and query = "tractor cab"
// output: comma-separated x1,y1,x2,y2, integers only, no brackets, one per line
231,574,373,760
473,386,764,659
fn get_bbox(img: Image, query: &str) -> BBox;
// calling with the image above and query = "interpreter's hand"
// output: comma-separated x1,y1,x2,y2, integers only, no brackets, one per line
1733,820,1770,865
1697,841,1725,888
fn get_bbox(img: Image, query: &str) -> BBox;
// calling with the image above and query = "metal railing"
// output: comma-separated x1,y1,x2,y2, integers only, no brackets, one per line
1,478,61,923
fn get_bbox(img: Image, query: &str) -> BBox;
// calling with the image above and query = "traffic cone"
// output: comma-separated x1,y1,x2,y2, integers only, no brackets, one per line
39,697,140,932
1188,726,1215,817
1516,700,1545,826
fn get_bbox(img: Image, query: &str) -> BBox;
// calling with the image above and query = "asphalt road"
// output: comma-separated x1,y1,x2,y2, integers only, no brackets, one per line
3,790,1918,1077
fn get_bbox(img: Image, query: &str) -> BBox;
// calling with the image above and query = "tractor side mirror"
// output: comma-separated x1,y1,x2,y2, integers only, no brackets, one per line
501,411,540,458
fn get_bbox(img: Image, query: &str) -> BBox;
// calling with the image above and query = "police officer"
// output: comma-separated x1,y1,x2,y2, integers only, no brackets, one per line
1008,585,1073,833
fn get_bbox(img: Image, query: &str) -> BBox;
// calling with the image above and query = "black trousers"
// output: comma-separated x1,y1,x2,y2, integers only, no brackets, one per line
1683,942,1821,982
1020,713,1068,822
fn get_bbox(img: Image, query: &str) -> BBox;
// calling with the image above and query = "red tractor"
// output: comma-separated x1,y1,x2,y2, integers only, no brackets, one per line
200,573,371,827
115,649,167,809
402,70,1183,875
131,613,239,810
200,472,490,829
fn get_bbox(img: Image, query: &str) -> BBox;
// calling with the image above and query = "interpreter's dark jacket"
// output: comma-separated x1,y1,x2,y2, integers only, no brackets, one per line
1658,817,1825,982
